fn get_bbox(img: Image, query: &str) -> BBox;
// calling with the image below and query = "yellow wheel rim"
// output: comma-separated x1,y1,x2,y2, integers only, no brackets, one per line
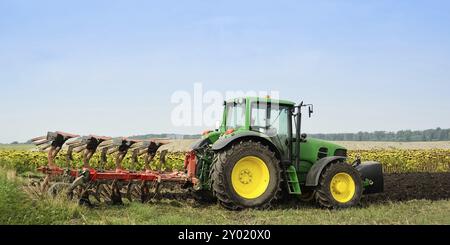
231,156,270,199
330,173,356,203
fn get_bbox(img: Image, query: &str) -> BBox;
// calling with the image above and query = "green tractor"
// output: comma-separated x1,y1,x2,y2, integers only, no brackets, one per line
185,97,383,210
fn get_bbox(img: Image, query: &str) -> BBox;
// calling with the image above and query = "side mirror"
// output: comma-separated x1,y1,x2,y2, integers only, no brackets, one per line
308,105,313,118
215,121,221,130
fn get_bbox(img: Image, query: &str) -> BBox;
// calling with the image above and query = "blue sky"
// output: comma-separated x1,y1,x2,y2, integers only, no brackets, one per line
1,0,449,143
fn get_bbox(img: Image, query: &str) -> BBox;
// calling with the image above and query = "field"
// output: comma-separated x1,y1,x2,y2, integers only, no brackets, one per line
2,142,448,174
1,141,450,225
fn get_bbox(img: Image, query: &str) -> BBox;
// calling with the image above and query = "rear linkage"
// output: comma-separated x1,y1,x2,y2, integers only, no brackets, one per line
30,131,189,206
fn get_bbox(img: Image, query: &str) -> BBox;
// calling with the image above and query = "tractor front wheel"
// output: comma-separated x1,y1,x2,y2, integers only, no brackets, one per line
211,141,281,210
314,161,363,209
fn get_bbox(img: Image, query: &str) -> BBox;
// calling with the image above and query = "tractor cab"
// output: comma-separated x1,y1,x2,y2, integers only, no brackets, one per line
219,97,295,162
216,97,328,164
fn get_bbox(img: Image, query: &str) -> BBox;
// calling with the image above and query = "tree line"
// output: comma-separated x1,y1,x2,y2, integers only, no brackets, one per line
112,128,450,142
20,128,450,144
309,128,450,142
130,133,201,140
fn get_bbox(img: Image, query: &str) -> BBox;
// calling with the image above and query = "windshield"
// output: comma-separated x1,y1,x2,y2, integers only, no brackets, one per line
250,102,289,137
225,102,246,129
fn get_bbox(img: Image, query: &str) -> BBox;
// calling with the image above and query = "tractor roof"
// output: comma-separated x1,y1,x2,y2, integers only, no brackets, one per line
226,96,296,106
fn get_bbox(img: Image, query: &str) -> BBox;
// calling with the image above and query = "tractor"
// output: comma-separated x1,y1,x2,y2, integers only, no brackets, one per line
186,96,383,209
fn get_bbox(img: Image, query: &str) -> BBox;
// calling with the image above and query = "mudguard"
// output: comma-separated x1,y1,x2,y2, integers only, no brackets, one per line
190,138,211,151
211,131,281,158
356,161,384,194
305,156,346,186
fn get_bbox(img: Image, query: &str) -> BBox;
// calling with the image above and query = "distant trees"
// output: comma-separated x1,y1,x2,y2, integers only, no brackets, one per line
17,128,446,143
130,128,450,142
131,133,201,140
310,128,450,142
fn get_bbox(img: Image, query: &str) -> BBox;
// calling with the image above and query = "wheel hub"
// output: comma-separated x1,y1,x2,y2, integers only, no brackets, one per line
333,182,348,194
239,169,253,184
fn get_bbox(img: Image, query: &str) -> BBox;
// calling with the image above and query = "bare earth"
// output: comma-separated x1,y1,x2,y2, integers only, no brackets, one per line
159,139,450,152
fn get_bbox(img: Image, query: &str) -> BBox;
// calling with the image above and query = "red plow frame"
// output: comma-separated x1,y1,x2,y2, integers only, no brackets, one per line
30,131,197,205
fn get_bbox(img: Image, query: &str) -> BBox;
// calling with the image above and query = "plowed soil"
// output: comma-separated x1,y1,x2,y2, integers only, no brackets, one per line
362,172,450,204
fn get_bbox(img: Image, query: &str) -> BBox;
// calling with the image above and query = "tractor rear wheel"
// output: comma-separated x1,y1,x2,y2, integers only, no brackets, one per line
314,161,363,208
211,141,281,210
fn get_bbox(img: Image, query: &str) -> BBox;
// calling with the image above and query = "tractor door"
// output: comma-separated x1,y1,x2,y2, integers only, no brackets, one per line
250,102,292,162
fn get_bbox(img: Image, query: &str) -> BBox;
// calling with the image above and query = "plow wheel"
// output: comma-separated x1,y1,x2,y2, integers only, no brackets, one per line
24,175,62,199
24,173,77,200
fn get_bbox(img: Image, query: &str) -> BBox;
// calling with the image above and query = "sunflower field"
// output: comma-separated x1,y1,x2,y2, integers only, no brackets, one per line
0,149,449,174
0,150,186,173
347,149,450,173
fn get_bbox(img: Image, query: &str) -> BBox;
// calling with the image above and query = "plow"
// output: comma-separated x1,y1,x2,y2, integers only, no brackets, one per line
28,96,384,210
29,132,191,206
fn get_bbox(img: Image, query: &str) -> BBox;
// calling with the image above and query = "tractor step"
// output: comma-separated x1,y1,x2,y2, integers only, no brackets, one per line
285,165,302,195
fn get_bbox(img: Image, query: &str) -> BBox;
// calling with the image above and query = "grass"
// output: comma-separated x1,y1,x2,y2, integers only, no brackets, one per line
80,200,450,225
1,168,449,225
0,168,83,224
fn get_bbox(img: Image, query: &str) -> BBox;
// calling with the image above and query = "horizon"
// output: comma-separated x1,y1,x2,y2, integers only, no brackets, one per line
1,1,450,143
2,127,449,144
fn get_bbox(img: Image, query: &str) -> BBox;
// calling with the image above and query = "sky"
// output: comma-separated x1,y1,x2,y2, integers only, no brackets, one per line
0,0,450,143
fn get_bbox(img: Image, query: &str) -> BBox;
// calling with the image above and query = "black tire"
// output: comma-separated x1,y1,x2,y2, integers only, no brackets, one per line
211,140,281,210
314,161,363,209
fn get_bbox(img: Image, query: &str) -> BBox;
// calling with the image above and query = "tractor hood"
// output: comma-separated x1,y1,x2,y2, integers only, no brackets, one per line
299,137,347,163
303,137,346,150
